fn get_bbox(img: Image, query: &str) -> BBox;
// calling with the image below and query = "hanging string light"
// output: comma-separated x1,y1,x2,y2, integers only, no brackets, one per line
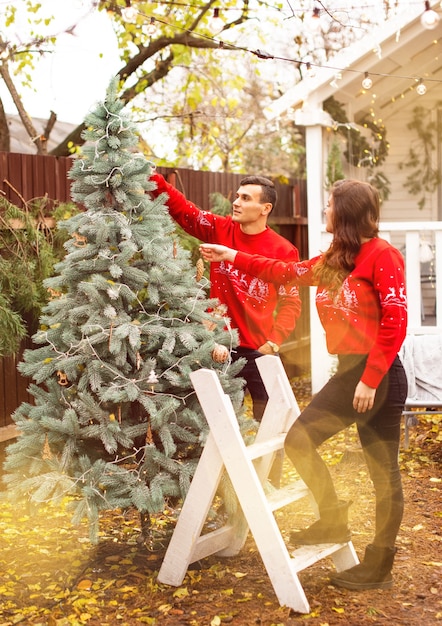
416,78,427,95
209,8,224,33
122,1,138,22
127,3,442,98
145,17,157,36
307,7,322,33
421,1,440,29
362,72,373,89
304,61,317,78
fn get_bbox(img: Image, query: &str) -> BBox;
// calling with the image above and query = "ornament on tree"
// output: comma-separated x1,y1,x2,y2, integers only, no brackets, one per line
202,303,229,332
195,257,205,282
56,370,69,386
211,343,229,363
147,369,159,392
47,287,62,300
72,232,87,247
42,434,53,460
146,420,153,445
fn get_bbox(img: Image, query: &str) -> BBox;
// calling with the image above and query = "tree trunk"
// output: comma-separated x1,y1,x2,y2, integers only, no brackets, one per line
0,99,10,152
0,60,45,154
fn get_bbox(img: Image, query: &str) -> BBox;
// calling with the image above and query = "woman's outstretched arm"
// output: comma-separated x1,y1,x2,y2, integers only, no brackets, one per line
199,243,237,263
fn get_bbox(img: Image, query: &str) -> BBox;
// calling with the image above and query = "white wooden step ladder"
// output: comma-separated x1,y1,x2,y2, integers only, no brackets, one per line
157,355,358,614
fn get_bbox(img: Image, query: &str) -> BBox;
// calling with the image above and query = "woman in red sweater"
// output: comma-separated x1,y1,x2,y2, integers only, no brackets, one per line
200,179,408,591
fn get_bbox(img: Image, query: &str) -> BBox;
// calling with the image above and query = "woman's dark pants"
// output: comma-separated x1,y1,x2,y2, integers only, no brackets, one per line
285,355,408,548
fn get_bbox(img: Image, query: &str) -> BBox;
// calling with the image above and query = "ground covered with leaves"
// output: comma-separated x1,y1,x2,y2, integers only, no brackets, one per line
0,377,441,626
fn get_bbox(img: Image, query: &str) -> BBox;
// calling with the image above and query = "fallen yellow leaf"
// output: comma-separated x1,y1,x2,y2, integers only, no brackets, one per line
412,524,424,531
173,586,189,598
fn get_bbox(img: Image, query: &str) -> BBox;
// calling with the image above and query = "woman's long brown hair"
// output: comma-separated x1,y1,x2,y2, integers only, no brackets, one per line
313,179,380,294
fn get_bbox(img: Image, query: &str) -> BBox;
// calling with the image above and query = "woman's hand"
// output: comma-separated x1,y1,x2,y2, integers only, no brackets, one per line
353,381,376,413
200,244,237,263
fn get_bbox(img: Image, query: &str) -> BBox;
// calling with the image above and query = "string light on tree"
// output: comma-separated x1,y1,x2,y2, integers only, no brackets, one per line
119,0,442,100
303,60,316,79
307,6,322,33
145,17,157,37
209,8,224,33
421,1,440,29
122,1,138,22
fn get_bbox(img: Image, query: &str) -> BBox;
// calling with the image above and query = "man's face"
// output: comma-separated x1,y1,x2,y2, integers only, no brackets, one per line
231,184,271,226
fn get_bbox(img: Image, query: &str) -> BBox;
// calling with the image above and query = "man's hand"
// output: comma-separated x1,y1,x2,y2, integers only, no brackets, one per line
258,342,275,355
353,380,376,413
200,244,237,263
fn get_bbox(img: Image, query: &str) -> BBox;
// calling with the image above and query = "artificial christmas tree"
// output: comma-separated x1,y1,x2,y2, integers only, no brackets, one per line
3,80,247,542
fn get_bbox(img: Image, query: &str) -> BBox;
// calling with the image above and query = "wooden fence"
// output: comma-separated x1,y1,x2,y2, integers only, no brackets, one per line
0,152,73,207
0,153,310,438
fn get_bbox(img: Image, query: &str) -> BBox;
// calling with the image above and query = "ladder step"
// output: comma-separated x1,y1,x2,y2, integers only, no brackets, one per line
266,480,310,511
192,525,235,562
246,434,286,460
290,542,350,573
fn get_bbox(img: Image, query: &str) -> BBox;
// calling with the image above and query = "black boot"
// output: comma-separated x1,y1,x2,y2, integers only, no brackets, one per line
289,500,352,545
330,543,397,590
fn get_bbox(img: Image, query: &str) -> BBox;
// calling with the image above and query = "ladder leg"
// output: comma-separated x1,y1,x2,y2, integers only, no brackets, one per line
158,433,225,586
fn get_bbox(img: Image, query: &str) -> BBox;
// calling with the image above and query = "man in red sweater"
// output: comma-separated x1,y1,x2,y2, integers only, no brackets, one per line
149,171,301,423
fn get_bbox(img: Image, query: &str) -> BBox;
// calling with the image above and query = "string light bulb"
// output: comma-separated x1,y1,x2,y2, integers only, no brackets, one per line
307,7,322,33
362,72,373,90
145,17,157,36
122,1,137,22
421,1,440,29
209,8,223,33
304,61,316,78
416,78,427,95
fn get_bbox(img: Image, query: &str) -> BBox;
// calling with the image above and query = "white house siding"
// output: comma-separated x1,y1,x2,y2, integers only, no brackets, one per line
379,101,440,224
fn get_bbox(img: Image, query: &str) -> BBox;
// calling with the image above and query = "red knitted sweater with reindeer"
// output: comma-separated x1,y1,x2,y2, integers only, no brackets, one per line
234,237,407,388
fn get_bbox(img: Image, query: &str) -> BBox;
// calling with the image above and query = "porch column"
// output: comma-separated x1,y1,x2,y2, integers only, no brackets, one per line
295,104,334,394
